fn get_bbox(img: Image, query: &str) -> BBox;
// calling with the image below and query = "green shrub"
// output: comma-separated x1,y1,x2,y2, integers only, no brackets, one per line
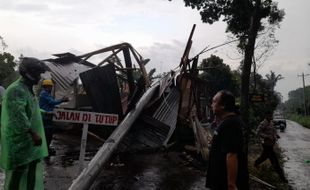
287,114,310,129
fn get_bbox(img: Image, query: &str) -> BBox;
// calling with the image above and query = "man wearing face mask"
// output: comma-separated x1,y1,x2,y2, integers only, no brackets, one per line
0,57,49,190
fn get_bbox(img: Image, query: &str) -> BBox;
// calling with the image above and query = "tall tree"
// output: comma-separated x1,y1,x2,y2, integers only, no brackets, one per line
199,54,238,97
0,36,18,86
250,72,281,117
173,0,284,124
0,36,8,51
249,71,283,124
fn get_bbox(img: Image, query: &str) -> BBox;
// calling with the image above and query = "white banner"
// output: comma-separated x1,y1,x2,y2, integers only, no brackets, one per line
53,109,119,126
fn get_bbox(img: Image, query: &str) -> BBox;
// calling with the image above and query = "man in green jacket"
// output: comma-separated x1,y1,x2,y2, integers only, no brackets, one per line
0,57,49,190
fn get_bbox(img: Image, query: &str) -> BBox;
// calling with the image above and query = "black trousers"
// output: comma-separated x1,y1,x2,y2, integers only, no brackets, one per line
5,159,40,190
43,117,54,148
255,144,286,180
44,127,54,148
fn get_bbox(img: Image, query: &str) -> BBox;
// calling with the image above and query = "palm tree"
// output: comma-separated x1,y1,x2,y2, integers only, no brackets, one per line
265,71,284,90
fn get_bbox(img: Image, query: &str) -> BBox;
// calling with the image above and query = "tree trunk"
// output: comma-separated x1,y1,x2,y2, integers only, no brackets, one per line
240,0,261,158
240,0,261,125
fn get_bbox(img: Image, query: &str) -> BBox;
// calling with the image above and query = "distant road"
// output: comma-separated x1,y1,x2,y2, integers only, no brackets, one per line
278,120,310,190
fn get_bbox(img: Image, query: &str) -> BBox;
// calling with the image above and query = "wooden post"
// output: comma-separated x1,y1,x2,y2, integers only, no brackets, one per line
79,123,89,172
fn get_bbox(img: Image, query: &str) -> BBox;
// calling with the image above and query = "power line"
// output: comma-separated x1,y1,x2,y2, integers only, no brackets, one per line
191,39,239,60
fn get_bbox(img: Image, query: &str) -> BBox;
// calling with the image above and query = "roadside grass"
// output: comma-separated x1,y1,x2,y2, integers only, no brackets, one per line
248,142,291,190
287,114,310,129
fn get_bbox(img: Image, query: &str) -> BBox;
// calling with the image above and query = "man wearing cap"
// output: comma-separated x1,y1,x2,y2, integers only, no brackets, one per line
39,79,68,155
0,57,49,189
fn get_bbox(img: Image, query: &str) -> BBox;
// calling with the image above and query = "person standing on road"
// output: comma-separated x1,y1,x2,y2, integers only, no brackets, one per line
39,79,69,155
0,57,49,190
254,110,288,182
206,90,249,190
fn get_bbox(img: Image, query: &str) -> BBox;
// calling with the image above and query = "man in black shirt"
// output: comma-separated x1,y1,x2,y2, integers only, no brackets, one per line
206,90,249,190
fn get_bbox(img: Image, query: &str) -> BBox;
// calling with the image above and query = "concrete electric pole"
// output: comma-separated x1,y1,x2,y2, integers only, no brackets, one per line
297,72,309,116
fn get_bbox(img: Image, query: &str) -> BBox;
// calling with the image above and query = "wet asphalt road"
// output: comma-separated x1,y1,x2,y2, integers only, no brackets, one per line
278,120,310,190
42,131,208,190
0,129,207,190
1,120,310,189
89,152,206,190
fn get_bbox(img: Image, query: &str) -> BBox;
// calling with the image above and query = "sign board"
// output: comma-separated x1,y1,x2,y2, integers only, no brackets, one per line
249,94,265,102
53,109,119,126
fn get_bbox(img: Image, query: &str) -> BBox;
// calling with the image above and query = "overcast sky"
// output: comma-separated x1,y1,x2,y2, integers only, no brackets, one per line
0,0,309,101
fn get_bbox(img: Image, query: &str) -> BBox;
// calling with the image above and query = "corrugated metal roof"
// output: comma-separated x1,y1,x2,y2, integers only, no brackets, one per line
44,61,92,91
152,87,180,145
117,87,180,152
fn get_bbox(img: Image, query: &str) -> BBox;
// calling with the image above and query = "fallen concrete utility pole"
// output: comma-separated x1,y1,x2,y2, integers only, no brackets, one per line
250,174,276,189
68,82,159,190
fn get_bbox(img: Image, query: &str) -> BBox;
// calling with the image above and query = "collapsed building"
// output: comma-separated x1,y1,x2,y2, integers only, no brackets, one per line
42,42,182,149
40,24,211,190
